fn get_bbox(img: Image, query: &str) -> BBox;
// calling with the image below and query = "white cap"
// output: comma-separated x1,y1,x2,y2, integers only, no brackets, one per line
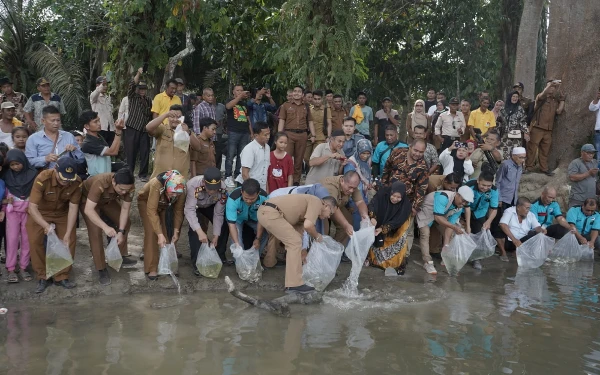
457,186,474,203
512,147,526,155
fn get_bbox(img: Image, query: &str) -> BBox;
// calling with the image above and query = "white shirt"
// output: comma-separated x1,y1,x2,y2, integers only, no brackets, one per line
500,206,541,241
118,96,129,125
438,148,474,182
428,105,449,117
589,100,600,131
0,129,14,148
90,87,115,131
235,139,270,190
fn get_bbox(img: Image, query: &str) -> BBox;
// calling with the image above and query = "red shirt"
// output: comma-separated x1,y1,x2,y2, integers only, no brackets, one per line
268,152,294,192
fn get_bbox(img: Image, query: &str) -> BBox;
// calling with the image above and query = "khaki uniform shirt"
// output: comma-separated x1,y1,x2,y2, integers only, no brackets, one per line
138,178,185,236
266,195,322,226
190,135,216,176
532,91,566,131
30,170,82,217
82,172,134,204
331,107,347,132
311,106,331,140
279,101,312,131
320,176,363,207
149,123,191,178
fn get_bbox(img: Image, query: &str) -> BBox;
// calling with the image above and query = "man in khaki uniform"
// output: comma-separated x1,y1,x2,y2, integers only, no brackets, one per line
146,104,201,178
320,171,369,244
304,90,332,167
258,194,338,294
27,157,82,293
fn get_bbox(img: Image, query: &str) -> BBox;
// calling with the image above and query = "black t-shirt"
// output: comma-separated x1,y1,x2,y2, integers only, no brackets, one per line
225,97,250,133
81,134,108,156
424,100,437,112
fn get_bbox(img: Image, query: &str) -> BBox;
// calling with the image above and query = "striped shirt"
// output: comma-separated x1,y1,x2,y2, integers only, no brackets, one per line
125,80,153,132
193,101,216,135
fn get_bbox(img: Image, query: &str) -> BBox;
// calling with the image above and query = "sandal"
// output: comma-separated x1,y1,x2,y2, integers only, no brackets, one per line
20,271,32,282
7,271,18,283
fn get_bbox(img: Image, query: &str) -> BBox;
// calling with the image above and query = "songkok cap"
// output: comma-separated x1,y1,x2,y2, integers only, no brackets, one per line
331,129,345,137
512,147,526,155
56,156,78,181
203,167,222,190
457,186,474,203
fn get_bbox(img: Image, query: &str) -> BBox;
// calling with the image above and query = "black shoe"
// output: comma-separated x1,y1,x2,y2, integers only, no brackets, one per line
340,254,351,263
285,284,316,294
431,252,442,260
139,253,144,261
121,257,137,266
177,252,183,259
0,255,5,264
222,259,234,266
293,182,300,187
193,268,202,277
54,279,77,289
544,171,555,177
98,269,111,286
35,279,50,294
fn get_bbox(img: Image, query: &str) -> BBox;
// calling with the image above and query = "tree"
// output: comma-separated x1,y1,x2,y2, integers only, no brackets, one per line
514,0,545,99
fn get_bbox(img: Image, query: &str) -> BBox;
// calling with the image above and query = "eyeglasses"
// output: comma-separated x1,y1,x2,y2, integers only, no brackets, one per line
415,104,423,107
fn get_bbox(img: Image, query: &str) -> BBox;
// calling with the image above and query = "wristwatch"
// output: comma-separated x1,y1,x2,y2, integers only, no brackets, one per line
118,228,126,235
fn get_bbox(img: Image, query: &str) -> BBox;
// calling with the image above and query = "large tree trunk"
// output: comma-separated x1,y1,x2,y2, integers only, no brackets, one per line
546,0,600,168
514,0,545,99
496,0,523,100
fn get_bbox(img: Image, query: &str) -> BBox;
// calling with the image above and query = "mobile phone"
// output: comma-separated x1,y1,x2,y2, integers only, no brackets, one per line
142,62,149,73
264,83,271,90
339,157,346,162
454,141,460,148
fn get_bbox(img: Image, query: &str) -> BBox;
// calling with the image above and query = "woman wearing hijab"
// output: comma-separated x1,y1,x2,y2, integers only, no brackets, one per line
3,149,36,282
366,181,413,275
406,99,431,143
492,100,504,120
344,138,373,229
439,142,474,182
138,169,186,279
498,91,530,159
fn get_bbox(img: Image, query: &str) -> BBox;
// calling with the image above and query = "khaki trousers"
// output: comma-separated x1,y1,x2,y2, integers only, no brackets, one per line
304,139,325,165
80,200,131,271
418,223,443,263
333,206,354,245
258,206,304,287
27,213,77,281
285,131,308,184
138,201,169,274
526,127,553,172
406,216,415,256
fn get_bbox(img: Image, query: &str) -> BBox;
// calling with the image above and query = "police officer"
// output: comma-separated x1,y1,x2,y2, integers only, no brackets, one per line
81,169,137,286
27,156,82,293
566,198,600,250
530,186,571,240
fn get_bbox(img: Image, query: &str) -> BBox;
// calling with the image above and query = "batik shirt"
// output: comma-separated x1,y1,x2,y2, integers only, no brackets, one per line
382,148,429,212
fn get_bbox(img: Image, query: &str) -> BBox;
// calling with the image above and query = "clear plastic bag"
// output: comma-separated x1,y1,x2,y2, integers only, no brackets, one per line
158,243,179,275
469,230,497,261
303,236,345,291
342,223,376,292
580,246,594,262
173,124,190,152
105,237,123,271
231,244,262,283
196,243,223,278
45,225,73,279
516,233,555,269
549,232,583,263
441,234,477,276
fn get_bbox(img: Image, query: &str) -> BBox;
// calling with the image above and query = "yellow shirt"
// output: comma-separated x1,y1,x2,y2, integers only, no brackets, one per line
467,108,496,138
151,92,182,123
11,118,22,127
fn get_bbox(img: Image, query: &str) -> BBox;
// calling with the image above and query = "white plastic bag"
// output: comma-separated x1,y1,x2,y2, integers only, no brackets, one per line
441,234,477,276
580,246,594,262
158,243,179,275
196,243,222,278
105,237,123,271
231,244,262,283
303,236,345,291
549,232,584,263
173,124,190,152
469,230,497,261
45,225,73,279
342,223,376,292
516,233,555,269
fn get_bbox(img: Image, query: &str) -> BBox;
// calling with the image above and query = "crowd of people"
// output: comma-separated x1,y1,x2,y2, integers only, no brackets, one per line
0,70,597,295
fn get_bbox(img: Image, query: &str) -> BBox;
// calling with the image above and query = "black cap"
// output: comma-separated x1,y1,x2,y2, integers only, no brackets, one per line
449,97,459,104
174,78,184,84
0,77,12,86
96,76,107,84
137,81,148,89
203,167,222,190
56,156,78,181
513,82,524,89
382,96,392,102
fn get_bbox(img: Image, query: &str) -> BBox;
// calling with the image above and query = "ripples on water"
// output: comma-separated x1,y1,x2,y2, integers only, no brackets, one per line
1,262,600,374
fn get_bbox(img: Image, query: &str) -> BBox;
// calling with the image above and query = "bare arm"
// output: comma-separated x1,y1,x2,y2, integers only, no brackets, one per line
84,201,114,234
326,118,332,138
356,200,369,219
64,203,79,244
569,169,594,182
229,223,241,246
434,215,463,234
556,100,565,115
278,119,285,132
308,121,316,138
303,219,320,240
241,167,250,181
226,95,243,110
500,223,519,243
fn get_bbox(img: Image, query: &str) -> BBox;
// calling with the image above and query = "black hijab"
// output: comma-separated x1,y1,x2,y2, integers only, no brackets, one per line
4,149,37,199
450,149,466,181
504,90,521,117
368,181,412,233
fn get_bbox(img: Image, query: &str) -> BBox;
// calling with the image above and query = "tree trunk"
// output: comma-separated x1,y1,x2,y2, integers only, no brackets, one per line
161,26,195,91
497,0,523,99
546,0,600,168
514,0,544,99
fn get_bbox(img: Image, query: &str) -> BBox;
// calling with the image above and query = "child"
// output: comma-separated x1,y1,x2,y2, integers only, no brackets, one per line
11,127,29,152
267,132,293,193
0,143,7,264
3,149,35,282
439,142,474,182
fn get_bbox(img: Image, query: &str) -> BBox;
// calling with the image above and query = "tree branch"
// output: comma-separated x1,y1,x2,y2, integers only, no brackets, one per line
161,25,195,91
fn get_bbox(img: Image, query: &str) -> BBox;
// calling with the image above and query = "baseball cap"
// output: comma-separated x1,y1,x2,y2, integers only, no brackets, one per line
137,81,148,89
174,78,184,85
1,102,15,110
0,77,12,86
449,97,459,104
382,97,392,102
95,76,107,84
203,167,222,190
56,156,78,182
581,144,596,153
36,77,50,86
457,186,474,203
513,82,524,89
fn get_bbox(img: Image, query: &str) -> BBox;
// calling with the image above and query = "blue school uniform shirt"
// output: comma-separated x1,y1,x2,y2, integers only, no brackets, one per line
225,187,269,224
372,140,408,177
566,206,600,236
431,192,463,227
530,199,563,227
466,181,498,219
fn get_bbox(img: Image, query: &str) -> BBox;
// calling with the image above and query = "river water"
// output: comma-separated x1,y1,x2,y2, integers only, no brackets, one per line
1,262,600,374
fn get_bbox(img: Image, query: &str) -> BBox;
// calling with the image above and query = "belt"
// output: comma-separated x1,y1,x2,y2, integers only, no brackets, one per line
261,202,281,212
287,187,298,194
285,129,308,133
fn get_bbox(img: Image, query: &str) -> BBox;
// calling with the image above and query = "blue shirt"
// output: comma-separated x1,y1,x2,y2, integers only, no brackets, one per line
293,184,330,198
530,199,563,226
372,141,408,177
25,130,85,169
467,182,499,219
432,192,463,227
566,207,600,236
246,100,277,126
342,134,365,158
226,187,269,224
